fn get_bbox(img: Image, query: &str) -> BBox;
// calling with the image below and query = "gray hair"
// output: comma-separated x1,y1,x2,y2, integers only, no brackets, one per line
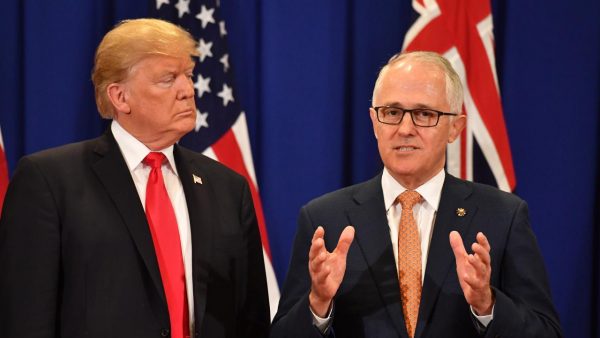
373,51,464,114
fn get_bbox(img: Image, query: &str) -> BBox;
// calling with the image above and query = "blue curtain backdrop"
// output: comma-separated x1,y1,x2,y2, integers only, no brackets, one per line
1,1,599,336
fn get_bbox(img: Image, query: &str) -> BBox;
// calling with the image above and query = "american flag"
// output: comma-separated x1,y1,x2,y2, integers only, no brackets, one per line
0,126,8,215
403,0,516,191
151,0,280,318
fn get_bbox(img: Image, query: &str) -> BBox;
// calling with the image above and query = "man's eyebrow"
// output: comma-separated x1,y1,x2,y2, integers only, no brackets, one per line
379,101,402,107
410,103,435,109
379,102,434,109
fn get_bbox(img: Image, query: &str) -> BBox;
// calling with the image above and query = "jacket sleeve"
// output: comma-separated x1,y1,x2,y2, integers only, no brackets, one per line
270,206,331,338
0,156,61,338
484,201,563,338
236,180,272,337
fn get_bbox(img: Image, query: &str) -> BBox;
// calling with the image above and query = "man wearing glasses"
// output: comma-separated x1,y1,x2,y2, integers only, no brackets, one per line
271,51,562,338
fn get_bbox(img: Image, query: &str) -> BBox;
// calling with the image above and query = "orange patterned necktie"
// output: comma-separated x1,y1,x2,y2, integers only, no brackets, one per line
397,190,423,338
144,152,190,338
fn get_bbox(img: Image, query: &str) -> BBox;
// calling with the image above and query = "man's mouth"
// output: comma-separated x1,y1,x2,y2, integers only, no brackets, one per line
395,146,418,151
178,108,195,116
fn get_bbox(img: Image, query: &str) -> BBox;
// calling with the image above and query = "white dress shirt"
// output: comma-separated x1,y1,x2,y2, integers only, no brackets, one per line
382,167,444,282
312,168,492,331
111,121,194,331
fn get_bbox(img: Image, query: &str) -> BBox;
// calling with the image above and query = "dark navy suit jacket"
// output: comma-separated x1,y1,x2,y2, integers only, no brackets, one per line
0,131,270,338
271,173,562,338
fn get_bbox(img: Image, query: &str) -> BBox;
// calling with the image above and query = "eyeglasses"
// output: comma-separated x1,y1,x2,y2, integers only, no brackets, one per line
373,106,457,127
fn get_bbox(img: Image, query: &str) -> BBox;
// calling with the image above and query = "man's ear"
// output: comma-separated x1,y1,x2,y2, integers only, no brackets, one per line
369,108,379,139
448,114,466,143
107,83,131,115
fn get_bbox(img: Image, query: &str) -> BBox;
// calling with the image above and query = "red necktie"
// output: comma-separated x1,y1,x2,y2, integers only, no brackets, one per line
144,152,189,338
397,190,423,338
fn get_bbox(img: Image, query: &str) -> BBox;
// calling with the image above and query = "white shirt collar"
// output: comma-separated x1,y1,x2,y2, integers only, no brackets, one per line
111,120,178,176
381,167,445,212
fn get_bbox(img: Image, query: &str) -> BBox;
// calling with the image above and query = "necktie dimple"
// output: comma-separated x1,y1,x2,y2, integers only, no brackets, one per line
144,152,189,338
397,190,423,338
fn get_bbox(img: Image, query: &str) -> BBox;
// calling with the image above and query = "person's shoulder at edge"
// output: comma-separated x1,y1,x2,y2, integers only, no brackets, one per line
447,173,524,207
15,135,106,169
302,173,382,211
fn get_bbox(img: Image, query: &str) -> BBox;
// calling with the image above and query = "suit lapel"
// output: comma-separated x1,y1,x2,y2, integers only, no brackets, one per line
415,174,477,338
346,175,408,338
90,132,168,318
173,145,214,328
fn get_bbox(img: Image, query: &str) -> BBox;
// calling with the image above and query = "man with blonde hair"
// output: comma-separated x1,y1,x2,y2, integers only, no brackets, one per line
0,18,270,338
271,51,562,337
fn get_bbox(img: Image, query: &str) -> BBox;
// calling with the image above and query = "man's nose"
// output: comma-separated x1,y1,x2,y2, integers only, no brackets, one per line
396,112,416,135
177,75,195,100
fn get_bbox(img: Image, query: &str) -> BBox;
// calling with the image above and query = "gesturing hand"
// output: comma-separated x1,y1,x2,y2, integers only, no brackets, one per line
449,231,494,315
308,226,355,317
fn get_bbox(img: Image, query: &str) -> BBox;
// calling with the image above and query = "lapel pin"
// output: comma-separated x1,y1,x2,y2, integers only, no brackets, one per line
456,208,466,217
193,174,203,185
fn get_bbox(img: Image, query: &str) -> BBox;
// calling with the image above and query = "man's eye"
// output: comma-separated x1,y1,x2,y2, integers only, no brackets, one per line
415,110,435,118
386,109,401,116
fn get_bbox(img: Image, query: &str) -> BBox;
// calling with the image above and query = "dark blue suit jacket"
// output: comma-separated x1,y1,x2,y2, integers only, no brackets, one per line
0,131,270,338
271,173,562,338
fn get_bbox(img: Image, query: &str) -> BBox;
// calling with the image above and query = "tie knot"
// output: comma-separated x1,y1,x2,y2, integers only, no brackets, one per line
143,152,166,169
397,190,422,210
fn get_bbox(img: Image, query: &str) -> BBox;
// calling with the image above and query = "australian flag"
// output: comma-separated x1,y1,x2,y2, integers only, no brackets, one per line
403,0,517,192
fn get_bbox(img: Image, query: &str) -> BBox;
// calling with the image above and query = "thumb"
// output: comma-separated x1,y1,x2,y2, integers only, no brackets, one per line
335,226,355,256
449,231,467,262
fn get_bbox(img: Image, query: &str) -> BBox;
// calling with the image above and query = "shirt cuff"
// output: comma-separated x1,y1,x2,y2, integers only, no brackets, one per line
470,304,494,327
310,302,334,334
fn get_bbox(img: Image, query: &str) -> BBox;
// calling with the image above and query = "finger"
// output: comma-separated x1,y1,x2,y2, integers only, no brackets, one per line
458,260,484,284
476,232,491,252
314,264,331,284
461,269,488,290
309,236,325,261
471,242,491,267
460,273,481,289
467,253,488,276
309,227,326,259
310,249,327,273
464,252,491,287
335,226,355,256
449,231,468,264
458,268,477,289
312,226,325,243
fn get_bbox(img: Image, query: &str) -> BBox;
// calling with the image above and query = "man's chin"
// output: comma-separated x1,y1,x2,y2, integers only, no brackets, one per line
385,161,418,175
387,167,417,179
179,118,197,132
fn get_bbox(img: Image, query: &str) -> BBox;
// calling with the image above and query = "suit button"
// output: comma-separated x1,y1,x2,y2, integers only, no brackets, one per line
160,328,170,337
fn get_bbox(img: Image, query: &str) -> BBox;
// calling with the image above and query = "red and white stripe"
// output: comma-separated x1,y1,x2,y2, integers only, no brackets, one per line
0,126,9,215
403,0,516,192
202,113,280,319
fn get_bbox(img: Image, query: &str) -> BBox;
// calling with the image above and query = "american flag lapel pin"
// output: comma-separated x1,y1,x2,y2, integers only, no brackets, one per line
193,174,203,185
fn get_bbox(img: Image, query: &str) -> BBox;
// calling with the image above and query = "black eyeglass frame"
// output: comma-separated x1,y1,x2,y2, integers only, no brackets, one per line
372,106,458,127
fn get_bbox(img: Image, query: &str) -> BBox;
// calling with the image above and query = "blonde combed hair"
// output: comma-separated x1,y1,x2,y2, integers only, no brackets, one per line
92,18,198,118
